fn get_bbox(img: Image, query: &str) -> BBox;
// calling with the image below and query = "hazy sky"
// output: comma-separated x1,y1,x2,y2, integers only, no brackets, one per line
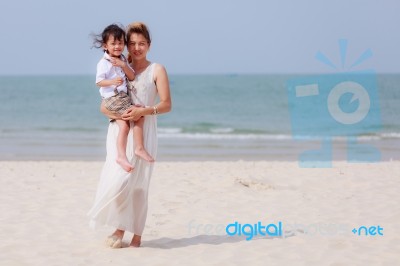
1,0,399,75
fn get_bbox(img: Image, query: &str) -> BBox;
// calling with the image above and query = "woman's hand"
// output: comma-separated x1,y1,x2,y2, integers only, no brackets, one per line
122,105,144,121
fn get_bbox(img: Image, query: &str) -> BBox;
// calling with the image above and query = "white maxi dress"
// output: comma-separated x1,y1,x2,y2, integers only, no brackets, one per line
88,63,158,235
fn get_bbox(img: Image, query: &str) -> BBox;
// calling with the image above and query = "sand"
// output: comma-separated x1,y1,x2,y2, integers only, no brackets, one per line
0,160,399,265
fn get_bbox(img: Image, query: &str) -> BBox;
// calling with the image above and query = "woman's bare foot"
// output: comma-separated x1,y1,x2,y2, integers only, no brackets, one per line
135,147,155,162
129,234,141,248
112,229,125,238
116,157,134,172
106,229,125,248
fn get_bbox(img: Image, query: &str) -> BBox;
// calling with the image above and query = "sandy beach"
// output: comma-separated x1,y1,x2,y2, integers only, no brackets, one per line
0,160,399,265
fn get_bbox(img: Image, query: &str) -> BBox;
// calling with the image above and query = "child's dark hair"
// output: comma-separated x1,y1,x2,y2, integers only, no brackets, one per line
92,24,126,50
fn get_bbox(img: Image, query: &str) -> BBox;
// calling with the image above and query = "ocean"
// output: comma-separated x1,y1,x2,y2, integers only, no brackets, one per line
0,74,399,161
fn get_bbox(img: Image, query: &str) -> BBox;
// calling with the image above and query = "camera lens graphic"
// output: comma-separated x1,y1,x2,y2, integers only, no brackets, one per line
327,81,371,125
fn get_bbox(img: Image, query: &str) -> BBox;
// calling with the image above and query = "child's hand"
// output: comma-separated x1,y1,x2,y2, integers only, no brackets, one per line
110,57,126,68
113,77,124,86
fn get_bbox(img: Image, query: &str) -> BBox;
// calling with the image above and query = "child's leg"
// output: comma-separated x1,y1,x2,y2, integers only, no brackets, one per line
115,119,134,172
133,117,155,162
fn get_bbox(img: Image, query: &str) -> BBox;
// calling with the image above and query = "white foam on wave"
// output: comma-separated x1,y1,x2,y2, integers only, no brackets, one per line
381,132,400,139
157,127,183,134
158,132,292,140
157,128,400,141
210,127,234,133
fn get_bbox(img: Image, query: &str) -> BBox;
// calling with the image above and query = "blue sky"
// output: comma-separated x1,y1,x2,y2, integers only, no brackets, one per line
1,0,399,75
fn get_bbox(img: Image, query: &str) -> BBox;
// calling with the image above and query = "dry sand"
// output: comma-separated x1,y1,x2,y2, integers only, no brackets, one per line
0,161,399,265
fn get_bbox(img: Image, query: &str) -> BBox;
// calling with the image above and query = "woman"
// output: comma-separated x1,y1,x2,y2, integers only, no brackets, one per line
88,22,172,248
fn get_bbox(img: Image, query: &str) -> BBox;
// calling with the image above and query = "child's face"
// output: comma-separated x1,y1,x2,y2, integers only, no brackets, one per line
103,35,125,57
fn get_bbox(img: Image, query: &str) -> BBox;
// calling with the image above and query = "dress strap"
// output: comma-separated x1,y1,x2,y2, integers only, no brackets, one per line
148,63,156,84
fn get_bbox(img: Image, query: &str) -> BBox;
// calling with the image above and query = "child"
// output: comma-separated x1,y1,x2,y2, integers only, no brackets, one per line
93,24,154,172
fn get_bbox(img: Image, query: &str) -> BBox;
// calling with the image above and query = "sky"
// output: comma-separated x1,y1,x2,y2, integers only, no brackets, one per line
0,0,399,75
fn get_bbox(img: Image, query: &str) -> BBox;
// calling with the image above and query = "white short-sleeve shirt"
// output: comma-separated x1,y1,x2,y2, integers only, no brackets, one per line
96,52,132,99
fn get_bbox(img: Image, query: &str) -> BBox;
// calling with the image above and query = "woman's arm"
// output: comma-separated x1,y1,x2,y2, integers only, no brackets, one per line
121,64,172,121
153,64,172,114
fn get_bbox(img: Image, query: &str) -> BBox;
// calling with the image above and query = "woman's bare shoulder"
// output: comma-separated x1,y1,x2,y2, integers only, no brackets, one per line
153,63,167,73
153,63,168,82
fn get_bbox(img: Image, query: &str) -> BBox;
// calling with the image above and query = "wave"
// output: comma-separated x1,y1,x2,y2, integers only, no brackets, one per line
380,132,400,139
1,126,400,141
157,127,400,140
210,127,234,134
0,126,103,133
157,127,182,134
158,132,292,140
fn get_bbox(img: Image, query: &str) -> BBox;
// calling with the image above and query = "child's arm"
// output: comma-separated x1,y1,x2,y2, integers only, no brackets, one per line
96,77,123,87
96,59,124,87
109,57,135,81
121,62,135,81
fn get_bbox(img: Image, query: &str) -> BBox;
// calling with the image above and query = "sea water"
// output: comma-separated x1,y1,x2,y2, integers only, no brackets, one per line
0,74,399,160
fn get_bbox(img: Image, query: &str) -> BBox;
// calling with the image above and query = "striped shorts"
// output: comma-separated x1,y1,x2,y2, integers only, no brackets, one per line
103,91,132,115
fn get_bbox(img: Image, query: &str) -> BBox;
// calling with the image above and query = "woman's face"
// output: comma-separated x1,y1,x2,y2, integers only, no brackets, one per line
128,33,150,61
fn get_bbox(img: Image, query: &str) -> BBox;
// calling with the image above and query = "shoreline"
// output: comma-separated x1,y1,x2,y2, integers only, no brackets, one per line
1,137,399,161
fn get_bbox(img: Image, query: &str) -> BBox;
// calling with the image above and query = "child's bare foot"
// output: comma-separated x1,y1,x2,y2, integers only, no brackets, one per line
135,147,155,162
116,157,134,172
129,234,141,248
